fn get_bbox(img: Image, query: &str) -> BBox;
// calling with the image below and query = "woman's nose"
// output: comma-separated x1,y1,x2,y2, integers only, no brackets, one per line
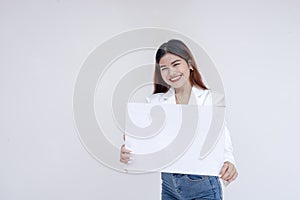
168,67,177,76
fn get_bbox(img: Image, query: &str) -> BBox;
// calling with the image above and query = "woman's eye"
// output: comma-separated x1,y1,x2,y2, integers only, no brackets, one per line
161,67,168,71
174,63,180,66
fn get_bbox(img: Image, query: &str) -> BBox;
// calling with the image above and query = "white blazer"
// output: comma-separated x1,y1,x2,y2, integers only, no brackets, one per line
145,86,236,165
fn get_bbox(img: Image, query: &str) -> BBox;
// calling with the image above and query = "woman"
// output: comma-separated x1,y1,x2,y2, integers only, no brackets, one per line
120,39,238,200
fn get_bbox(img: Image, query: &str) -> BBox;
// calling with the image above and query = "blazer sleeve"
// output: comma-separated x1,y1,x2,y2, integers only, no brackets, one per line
224,122,236,165
205,90,236,165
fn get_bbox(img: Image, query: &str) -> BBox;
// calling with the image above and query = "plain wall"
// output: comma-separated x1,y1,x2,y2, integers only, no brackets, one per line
1,0,300,199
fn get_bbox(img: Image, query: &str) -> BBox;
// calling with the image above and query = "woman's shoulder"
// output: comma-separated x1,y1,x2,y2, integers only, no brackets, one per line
145,93,165,103
201,89,225,107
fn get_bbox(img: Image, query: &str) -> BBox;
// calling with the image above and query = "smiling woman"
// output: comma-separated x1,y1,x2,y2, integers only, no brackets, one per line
120,39,238,200
154,40,208,104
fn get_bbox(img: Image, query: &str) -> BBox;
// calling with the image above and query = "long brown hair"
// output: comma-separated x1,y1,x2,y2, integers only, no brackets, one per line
153,39,208,94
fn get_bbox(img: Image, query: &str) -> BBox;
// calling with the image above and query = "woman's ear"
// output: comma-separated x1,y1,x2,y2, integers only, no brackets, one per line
188,60,194,71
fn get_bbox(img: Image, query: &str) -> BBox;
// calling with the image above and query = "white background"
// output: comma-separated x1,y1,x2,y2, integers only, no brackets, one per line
1,0,300,199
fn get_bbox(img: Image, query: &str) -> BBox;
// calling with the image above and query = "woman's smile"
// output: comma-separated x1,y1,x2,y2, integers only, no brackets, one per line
169,74,183,82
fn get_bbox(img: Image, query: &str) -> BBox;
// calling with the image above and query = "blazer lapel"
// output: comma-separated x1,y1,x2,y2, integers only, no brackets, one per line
162,87,176,104
161,86,206,105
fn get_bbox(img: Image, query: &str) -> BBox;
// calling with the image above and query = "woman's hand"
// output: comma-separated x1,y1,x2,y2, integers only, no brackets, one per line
120,144,132,164
219,161,238,184
120,134,132,164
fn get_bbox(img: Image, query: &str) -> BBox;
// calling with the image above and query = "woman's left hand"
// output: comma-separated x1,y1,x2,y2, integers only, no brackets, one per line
219,161,238,184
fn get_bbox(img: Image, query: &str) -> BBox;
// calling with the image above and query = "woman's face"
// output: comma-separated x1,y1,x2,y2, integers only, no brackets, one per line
158,53,191,89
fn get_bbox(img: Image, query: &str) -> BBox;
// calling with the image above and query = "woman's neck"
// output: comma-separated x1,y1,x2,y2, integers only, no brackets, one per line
174,83,192,104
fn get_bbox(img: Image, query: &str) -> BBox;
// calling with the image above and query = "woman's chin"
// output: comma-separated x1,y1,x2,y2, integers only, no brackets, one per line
168,82,184,89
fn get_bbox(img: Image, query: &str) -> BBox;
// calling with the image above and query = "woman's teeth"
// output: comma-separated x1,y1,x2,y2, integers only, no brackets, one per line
169,75,182,82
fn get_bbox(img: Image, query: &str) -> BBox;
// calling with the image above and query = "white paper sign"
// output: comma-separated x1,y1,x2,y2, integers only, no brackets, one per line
124,103,225,176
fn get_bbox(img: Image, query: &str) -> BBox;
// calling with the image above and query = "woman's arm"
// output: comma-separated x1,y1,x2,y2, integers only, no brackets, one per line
224,124,236,165
219,122,238,184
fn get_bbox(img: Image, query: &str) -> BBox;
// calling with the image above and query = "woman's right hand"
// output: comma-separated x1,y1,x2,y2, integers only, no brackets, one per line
120,144,131,164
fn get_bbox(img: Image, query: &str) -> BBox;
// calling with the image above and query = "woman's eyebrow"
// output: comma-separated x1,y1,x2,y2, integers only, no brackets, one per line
171,59,181,65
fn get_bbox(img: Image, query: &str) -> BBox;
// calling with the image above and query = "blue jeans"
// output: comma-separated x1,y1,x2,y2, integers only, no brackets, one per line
161,172,222,200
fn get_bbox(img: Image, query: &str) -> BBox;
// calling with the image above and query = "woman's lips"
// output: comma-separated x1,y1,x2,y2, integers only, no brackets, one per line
169,75,182,82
